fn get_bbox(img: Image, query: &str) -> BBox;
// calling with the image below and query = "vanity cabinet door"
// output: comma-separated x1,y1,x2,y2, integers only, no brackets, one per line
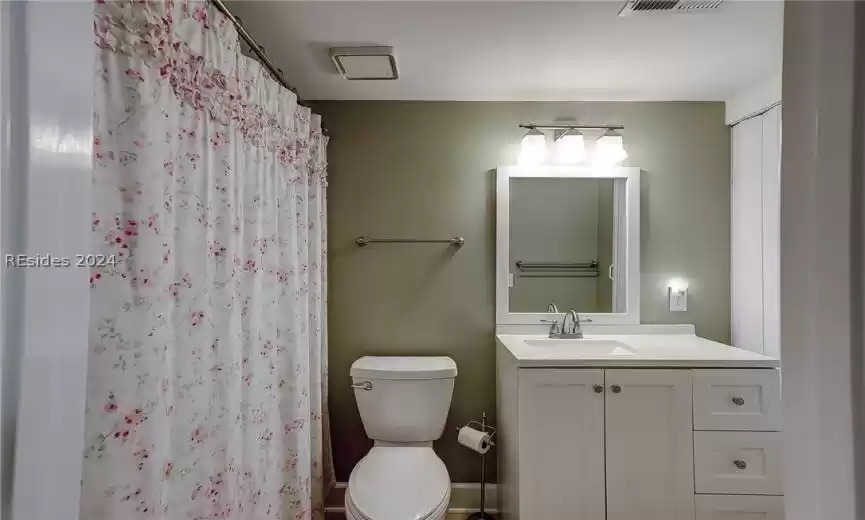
518,369,606,520
605,370,695,520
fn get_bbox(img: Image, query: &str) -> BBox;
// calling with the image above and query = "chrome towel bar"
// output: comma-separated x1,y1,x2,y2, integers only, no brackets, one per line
519,272,600,278
515,260,600,278
516,260,598,270
356,236,465,248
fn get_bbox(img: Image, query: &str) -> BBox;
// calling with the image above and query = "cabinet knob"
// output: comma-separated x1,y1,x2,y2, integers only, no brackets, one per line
593,384,604,394
611,384,622,394
733,459,747,470
732,396,745,406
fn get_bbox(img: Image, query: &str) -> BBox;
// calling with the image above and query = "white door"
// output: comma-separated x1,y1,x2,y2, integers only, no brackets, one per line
605,370,695,520
5,3,94,520
730,105,782,357
518,369,606,520
731,115,766,354
760,105,782,359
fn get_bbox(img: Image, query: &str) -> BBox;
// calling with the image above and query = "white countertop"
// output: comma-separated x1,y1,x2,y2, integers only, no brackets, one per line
497,333,780,368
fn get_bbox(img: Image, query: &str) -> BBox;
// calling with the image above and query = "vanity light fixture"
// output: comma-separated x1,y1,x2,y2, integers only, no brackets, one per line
519,127,547,165
594,129,628,166
553,129,586,164
518,124,626,165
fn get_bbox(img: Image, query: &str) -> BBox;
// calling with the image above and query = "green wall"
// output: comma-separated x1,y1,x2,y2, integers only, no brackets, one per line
315,101,731,483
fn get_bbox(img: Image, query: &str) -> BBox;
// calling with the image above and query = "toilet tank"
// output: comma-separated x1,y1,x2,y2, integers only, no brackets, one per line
351,356,458,443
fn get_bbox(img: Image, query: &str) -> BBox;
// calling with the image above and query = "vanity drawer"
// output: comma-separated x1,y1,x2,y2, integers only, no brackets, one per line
692,369,782,431
695,495,785,520
694,431,784,495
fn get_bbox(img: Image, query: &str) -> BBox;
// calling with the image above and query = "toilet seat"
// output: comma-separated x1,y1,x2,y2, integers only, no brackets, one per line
346,446,450,520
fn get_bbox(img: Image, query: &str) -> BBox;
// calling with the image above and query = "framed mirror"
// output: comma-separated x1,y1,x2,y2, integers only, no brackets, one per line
496,165,640,325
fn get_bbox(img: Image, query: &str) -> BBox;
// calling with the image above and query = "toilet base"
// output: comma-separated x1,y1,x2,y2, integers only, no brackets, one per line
345,486,450,520
345,446,451,520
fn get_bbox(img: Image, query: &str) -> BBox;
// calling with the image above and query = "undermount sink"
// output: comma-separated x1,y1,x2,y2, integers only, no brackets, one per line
524,338,637,356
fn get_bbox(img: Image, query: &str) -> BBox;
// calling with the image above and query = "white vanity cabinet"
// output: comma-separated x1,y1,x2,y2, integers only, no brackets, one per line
517,369,606,520
496,337,784,520
605,370,695,520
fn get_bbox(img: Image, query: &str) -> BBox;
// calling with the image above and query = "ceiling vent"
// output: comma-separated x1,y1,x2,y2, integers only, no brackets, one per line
330,46,399,81
618,0,724,16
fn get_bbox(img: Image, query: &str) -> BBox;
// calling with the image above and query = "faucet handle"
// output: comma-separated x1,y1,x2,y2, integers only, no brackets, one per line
540,319,560,334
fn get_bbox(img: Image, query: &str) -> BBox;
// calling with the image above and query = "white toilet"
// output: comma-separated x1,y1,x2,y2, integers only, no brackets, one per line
346,356,458,520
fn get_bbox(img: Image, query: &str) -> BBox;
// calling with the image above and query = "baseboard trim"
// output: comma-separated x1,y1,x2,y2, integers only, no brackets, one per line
325,482,498,514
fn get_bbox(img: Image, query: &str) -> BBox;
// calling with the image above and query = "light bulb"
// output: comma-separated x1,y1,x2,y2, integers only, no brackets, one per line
553,131,586,164
668,278,689,293
594,131,627,165
519,128,547,165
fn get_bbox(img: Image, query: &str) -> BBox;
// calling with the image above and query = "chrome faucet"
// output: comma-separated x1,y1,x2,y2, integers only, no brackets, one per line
542,304,583,339
560,310,584,339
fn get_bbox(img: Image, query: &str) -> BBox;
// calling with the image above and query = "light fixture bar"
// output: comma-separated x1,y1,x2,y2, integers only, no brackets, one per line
519,124,625,131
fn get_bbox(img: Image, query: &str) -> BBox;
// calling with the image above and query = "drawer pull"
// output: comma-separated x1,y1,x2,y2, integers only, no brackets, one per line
610,384,622,394
732,396,746,406
593,384,604,394
733,459,747,470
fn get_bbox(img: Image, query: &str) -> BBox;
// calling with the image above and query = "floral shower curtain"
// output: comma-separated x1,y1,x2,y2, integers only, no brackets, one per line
81,2,332,519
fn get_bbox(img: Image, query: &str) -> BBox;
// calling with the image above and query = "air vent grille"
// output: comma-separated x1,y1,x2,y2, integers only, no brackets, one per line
619,0,724,16
676,0,724,11
632,0,679,11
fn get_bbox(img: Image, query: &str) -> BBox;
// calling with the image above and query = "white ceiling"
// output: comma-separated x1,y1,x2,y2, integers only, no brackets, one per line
228,0,784,101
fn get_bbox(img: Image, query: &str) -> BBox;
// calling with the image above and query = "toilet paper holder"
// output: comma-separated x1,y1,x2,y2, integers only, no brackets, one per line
456,412,497,520
455,419,496,446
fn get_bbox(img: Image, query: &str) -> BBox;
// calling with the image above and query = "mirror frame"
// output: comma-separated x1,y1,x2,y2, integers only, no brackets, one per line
496,164,641,325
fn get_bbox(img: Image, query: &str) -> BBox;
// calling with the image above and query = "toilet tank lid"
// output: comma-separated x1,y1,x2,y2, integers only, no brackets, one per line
351,356,458,380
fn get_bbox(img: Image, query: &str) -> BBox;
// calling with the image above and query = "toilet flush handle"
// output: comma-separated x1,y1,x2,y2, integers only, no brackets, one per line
351,381,373,391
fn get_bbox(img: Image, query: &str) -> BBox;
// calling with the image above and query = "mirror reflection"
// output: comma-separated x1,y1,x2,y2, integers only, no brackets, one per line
509,177,623,314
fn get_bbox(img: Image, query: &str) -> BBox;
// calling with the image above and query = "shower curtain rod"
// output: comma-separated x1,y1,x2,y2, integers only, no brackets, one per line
209,0,327,132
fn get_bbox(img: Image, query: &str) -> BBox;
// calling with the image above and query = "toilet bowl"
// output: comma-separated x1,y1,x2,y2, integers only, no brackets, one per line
345,446,451,520
346,356,458,520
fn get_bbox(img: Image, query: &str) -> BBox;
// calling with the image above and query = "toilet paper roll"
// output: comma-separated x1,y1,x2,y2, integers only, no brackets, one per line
457,426,492,454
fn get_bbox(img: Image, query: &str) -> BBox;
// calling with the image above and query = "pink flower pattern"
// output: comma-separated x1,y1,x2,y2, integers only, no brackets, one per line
81,1,332,519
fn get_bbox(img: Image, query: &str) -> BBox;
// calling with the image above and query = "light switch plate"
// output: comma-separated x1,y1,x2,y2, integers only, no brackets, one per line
669,288,688,312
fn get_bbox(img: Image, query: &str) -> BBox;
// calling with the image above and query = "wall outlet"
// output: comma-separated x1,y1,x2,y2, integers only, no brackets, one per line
669,288,688,312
